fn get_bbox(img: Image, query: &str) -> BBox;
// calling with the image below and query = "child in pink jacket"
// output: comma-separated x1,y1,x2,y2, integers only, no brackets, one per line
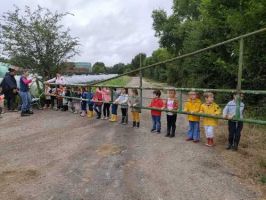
102,87,111,119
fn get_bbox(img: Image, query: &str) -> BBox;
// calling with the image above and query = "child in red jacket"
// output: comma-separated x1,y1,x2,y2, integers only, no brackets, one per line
149,90,164,134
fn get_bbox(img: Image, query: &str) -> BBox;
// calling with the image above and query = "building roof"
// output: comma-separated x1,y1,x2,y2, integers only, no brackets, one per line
73,62,92,69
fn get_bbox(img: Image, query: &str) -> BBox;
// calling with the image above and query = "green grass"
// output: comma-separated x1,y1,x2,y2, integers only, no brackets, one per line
99,76,131,87
260,175,266,184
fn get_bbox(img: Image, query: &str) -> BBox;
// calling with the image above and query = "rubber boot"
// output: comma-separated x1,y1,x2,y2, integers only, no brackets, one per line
136,122,140,128
87,111,92,118
165,128,170,137
114,115,118,122
232,142,238,151
170,130,175,138
132,121,136,128
26,110,34,114
109,114,114,121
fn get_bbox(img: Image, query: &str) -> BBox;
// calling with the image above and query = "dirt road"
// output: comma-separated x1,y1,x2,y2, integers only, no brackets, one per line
0,77,261,200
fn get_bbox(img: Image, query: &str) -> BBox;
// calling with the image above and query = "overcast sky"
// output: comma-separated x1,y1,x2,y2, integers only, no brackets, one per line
0,0,172,66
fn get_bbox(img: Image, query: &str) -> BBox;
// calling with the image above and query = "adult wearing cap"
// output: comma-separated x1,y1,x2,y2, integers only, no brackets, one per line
0,66,18,111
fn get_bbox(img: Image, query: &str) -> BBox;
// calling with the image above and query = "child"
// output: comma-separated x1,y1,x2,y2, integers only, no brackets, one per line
128,89,141,128
164,89,178,138
73,89,81,114
149,90,164,134
200,92,221,147
102,87,111,119
56,85,64,111
223,93,244,151
109,88,121,122
50,87,57,110
43,84,52,109
93,87,103,119
114,88,129,125
68,87,75,113
184,91,202,142
61,87,69,111
80,87,88,117
0,87,4,118
86,89,94,118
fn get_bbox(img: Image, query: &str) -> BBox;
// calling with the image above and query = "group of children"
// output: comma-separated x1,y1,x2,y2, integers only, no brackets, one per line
43,84,244,150
43,85,141,127
148,89,244,150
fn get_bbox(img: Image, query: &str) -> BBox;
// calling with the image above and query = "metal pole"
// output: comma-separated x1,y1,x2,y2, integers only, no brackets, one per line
236,37,244,119
140,54,143,107
178,91,183,112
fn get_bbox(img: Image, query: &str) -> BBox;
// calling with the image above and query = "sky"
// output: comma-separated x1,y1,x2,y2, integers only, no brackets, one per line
0,0,173,66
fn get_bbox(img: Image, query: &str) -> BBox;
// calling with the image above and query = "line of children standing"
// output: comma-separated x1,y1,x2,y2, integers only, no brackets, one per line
43,84,244,150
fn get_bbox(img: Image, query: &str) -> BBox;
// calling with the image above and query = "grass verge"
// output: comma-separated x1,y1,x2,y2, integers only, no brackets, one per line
99,76,132,87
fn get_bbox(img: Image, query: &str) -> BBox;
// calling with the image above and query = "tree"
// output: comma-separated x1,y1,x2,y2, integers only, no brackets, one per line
151,0,266,90
0,5,79,80
109,63,126,74
92,62,106,74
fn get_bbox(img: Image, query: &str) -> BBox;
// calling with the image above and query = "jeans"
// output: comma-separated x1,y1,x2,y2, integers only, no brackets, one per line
228,121,243,147
94,104,102,117
187,121,200,140
20,91,31,112
111,104,118,115
81,101,87,111
152,115,161,131
103,103,110,117
167,114,177,136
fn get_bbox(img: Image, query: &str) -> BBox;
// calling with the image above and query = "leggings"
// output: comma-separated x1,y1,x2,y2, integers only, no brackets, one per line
103,103,110,117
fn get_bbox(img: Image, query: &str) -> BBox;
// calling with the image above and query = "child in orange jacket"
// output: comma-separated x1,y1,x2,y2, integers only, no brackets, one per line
149,90,164,134
200,92,221,147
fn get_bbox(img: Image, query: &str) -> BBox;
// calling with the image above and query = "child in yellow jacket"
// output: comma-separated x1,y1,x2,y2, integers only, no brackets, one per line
200,92,221,147
184,91,201,142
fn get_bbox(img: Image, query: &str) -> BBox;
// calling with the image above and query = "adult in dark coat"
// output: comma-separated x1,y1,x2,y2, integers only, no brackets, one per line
0,67,18,111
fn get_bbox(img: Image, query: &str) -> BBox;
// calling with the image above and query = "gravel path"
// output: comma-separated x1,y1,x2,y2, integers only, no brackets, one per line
0,77,261,200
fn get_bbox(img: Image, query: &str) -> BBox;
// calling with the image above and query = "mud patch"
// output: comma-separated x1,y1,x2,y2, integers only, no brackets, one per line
0,168,40,184
96,144,123,157
201,160,221,170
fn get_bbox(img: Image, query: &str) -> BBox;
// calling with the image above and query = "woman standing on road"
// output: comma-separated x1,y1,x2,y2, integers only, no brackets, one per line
19,70,35,117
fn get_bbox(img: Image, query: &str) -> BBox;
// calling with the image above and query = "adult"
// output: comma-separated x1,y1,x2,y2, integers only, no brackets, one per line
45,73,66,110
45,73,66,85
0,66,18,111
20,70,35,117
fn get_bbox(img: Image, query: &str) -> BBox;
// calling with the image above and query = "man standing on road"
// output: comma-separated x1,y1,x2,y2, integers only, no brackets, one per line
0,66,18,112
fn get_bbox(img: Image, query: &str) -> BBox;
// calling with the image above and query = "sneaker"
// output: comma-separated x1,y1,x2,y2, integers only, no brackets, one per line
186,138,193,141
156,130,161,134
193,140,200,143
21,112,30,117
150,129,156,133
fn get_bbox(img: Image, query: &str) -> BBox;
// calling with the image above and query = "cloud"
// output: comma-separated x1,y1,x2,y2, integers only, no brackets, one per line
0,0,172,66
